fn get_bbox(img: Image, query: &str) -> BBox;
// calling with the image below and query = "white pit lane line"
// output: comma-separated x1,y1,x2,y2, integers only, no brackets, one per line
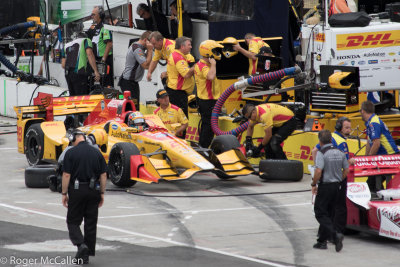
0,202,295,267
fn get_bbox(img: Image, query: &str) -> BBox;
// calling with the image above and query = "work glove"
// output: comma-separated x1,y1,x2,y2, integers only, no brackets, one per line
252,143,264,157
245,136,254,151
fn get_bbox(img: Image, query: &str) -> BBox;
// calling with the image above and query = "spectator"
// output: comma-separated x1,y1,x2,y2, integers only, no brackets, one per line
169,0,193,39
136,3,170,38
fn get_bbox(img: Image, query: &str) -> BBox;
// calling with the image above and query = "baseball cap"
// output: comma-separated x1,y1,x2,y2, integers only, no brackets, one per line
156,89,168,99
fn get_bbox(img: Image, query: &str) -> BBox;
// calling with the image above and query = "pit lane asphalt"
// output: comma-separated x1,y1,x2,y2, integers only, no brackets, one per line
0,116,399,267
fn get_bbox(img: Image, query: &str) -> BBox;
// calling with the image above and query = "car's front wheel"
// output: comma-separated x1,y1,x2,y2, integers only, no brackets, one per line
108,142,139,187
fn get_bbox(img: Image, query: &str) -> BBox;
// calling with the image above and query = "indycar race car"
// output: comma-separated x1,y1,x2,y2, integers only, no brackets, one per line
346,155,400,240
14,92,254,187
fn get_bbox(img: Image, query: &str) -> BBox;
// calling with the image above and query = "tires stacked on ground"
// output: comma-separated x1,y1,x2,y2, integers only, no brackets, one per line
259,159,303,181
25,164,57,188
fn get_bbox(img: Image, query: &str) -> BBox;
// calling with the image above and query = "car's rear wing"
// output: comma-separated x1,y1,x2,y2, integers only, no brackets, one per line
348,155,400,189
14,92,106,121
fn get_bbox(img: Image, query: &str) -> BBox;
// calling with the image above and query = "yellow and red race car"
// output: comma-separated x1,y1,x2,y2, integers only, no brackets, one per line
14,92,254,187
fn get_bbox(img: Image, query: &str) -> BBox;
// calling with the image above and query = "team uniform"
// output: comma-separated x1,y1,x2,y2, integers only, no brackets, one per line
87,22,113,87
152,38,175,62
63,141,107,257
166,50,195,116
251,103,296,159
365,114,399,155
154,103,188,137
63,38,93,96
328,0,351,16
315,130,349,234
314,144,349,247
194,59,222,147
365,114,399,191
248,37,271,75
120,42,147,111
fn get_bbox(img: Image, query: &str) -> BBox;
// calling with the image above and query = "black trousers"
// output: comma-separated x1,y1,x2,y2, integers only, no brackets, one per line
67,184,101,256
166,87,188,117
65,71,90,96
119,78,140,111
198,98,217,148
334,178,347,233
264,117,297,159
314,182,341,243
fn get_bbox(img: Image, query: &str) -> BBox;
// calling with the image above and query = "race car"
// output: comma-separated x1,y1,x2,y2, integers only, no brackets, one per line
346,155,400,240
14,92,254,187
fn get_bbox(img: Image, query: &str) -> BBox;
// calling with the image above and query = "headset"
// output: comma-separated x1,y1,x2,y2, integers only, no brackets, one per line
68,129,86,143
335,117,349,132
97,5,105,21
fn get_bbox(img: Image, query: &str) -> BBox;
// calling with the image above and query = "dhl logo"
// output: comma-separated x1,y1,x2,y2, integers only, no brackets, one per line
185,126,199,141
315,33,325,42
337,31,400,50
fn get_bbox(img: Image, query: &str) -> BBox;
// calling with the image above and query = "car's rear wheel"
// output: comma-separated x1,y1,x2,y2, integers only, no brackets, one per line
259,159,303,181
25,124,45,166
108,142,139,187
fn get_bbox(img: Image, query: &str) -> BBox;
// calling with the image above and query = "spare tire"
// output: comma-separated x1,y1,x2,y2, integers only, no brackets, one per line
25,164,57,188
259,159,303,181
210,135,240,155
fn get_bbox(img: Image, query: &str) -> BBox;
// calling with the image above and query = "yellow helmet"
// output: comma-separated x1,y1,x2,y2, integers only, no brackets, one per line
221,37,238,58
199,40,224,60
188,94,198,113
328,72,355,89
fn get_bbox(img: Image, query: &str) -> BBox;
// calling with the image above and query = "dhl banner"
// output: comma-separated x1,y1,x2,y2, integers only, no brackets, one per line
336,30,400,50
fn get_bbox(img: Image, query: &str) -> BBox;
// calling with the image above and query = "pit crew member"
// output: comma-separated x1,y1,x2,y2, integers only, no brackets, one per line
243,103,296,159
119,31,153,111
154,89,188,138
360,100,399,192
194,40,223,148
233,33,273,75
87,6,113,87
166,36,195,116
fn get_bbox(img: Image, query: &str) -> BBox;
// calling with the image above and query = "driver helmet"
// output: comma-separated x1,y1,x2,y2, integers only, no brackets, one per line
221,37,238,58
128,111,145,128
199,40,223,60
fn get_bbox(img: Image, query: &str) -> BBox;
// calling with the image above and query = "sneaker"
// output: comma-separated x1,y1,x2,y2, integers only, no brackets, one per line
335,233,344,252
313,241,327,249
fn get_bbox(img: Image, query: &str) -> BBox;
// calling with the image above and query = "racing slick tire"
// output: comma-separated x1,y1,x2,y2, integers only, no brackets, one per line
210,135,240,180
259,159,303,181
25,123,45,166
25,164,57,188
108,142,139,187
210,135,240,155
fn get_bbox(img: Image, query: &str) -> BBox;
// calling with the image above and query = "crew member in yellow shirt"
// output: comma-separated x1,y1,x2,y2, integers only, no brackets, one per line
154,89,188,138
194,40,223,148
146,31,176,83
243,103,297,159
233,33,273,75
166,36,195,116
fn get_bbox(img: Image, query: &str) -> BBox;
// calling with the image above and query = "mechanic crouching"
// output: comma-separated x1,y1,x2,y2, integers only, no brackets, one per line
61,129,107,264
243,103,297,159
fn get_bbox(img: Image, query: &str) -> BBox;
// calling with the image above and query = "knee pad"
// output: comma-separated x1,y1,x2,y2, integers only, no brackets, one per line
270,135,282,152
